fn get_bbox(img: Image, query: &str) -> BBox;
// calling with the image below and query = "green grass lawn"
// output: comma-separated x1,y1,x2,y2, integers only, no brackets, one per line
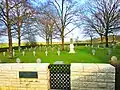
0,46,120,64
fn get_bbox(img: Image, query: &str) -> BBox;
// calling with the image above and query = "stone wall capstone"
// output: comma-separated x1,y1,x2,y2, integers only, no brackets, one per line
71,63,115,90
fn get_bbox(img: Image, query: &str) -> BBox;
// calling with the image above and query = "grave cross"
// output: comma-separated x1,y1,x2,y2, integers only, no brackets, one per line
22,51,25,56
57,48,60,56
85,44,88,48
92,49,96,55
13,51,15,56
16,58,20,63
33,51,36,56
97,45,100,48
3,52,6,56
45,50,48,56
36,58,41,63
108,49,112,55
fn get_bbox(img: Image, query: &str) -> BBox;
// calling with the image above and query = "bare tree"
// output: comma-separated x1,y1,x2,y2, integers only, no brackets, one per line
83,25,96,45
88,0,120,47
48,0,78,50
22,17,37,45
11,0,29,48
30,1,58,46
82,15,105,43
0,0,15,57
28,0,79,49
34,13,56,46
0,0,29,57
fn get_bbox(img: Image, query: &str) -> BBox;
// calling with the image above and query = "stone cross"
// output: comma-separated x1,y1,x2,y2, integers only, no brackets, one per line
85,44,88,47
91,45,94,48
19,48,21,52
33,51,36,56
25,47,27,50
22,51,25,56
69,38,75,53
57,48,60,56
112,43,114,46
13,52,15,56
40,46,42,51
103,44,106,49
16,58,20,63
108,49,112,55
34,47,36,50
113,45,116,49
51,47,54,51
45,50,48,56
36,58,41,63
111,56,117,61
88,45,90,47
7,49,9,52
57,51,60,56
29,48,31,51
97,45,100,48
92,49,96,55
3,52,5,56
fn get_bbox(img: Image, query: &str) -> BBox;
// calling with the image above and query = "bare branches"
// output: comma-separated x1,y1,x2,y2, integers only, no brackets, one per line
84,0,120,46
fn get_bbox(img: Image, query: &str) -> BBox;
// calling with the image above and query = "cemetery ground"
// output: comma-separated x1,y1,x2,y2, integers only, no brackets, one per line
0,45,120,64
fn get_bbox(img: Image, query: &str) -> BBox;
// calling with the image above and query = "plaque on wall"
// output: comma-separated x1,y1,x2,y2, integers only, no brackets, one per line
19,71,38,78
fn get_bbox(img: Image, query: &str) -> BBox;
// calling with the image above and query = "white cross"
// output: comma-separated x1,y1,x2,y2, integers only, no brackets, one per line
57,50,60,56
7,49,9,52
97,45,100,48
16,58,20,63
19,48,21,52
91,45,94,48
13,52,15,56
85,44,88,47
22,51,25,56
92,49,96,55
45,51,48,56
3,52,5,56
36,58,41,63
33,51,36,56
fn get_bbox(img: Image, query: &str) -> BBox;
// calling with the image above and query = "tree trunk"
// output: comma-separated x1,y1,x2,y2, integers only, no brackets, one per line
18,27,21,48
46,36,49,46
100,34,103,44
8,26,13,58
105,32,109,47
50,35,52,46
61,34,64,50
6,0,13,58
90,37,93,45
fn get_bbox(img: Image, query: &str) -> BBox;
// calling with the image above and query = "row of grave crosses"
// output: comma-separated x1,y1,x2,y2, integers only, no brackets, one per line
85,44,116,49
3,48,61,57
33,48,60,56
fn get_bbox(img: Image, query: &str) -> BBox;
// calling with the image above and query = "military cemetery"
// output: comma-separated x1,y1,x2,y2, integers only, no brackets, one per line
0,0,120,90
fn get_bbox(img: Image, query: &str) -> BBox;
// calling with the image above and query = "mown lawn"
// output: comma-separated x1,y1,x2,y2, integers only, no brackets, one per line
0,46,120,64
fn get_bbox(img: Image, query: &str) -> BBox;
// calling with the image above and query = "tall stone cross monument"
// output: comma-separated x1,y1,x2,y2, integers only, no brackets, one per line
69,37,75,53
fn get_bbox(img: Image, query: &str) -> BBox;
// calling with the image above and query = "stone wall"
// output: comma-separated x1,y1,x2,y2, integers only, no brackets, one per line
71,63,115,90
0,63,115,90
0,63,50,90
